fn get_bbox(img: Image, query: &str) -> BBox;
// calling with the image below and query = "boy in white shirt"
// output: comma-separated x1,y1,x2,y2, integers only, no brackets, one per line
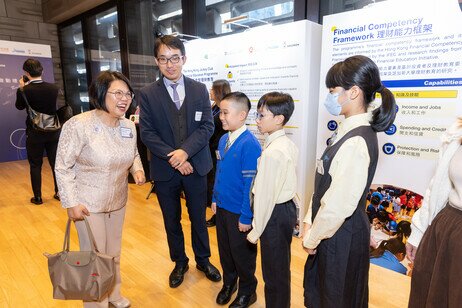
247,92,298,308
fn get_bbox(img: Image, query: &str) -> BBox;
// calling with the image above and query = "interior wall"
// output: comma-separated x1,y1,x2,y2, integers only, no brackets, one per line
0,0,62,88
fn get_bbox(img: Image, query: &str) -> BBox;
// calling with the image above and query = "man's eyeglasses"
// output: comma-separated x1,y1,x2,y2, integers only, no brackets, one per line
256,112,274,120
157,55,184,65
107,90,135,100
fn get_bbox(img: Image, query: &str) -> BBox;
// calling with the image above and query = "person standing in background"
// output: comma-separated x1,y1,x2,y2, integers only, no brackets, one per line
206,79,231,227
139,35,221,289
55,70,145,308
302,55,396,308
15,58,62,205
407,118,462,307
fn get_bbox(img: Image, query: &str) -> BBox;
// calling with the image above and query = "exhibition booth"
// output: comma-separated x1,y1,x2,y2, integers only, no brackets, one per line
0,0,461,306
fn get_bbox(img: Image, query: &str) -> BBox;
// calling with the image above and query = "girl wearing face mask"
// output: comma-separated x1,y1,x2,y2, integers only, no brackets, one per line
301,55,396,308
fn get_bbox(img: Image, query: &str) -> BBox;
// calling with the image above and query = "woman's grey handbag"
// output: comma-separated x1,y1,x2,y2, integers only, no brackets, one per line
44,217,115,301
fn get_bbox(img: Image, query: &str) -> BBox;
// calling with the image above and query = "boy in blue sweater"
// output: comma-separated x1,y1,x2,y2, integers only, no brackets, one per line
212,92,262,307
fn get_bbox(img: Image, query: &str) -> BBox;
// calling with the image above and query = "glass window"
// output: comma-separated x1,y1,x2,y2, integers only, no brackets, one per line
122,0,185,90
205,0,294,38
153,0,183,35
59,22,89,112
86,7,122,84
122,0,183,90
124,0,159,90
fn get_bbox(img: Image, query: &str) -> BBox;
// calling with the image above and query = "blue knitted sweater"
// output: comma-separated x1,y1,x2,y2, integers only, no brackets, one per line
212,129,261,224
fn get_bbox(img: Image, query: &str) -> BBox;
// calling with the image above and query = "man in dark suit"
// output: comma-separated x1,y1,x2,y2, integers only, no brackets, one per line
139,35,221,288
15,58,61,205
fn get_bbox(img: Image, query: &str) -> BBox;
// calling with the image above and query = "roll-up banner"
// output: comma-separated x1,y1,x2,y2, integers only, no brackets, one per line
317,0,462,270
0,40,54,163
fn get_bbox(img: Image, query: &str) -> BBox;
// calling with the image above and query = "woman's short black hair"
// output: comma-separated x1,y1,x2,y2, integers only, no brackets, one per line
257,92,294,125
23,58,43,77
89,70,134,112
154,35,186,57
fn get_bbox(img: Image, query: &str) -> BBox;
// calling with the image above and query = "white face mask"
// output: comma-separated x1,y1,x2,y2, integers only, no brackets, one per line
323,91,350,116
323,92,341,116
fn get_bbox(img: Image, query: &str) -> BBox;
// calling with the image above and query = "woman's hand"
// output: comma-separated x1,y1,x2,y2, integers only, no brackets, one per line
134,170,146,185
406,242,418,262
67,205,90,221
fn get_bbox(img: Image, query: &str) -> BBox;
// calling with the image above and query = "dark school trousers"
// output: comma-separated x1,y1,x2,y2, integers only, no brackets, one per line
216,207,257,295
260,200,297,308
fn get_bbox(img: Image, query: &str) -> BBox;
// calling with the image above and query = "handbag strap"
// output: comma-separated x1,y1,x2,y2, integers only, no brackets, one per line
19,88,33,111
63,217,100,253
20,88,43,120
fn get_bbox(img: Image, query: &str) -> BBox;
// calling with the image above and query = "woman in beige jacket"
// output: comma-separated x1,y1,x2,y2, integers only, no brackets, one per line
55,71,145,308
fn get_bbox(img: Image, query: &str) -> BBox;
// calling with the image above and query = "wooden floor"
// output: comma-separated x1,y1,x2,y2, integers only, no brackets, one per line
0,159,411,307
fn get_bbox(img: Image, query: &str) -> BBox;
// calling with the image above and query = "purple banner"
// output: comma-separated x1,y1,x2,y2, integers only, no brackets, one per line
0,55,54,163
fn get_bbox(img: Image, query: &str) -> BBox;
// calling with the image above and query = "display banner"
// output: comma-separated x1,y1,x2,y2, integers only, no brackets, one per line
0,40,54,163
318,0,462,272
183,20,322,223
319,0,462,193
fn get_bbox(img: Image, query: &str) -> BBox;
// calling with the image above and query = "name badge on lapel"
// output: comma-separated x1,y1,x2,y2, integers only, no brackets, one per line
195,111,202,121
216,150,222,160
120,127,133,138
316,159,324,175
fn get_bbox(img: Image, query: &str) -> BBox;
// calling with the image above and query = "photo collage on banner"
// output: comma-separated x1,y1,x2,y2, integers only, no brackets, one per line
183,20,322,232
318,0,462,275
0,41,54,163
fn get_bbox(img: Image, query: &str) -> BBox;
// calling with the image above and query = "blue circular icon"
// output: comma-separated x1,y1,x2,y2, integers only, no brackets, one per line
395,105,399,113
385,124,397,135
327,120,338,131
382,143,396,155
